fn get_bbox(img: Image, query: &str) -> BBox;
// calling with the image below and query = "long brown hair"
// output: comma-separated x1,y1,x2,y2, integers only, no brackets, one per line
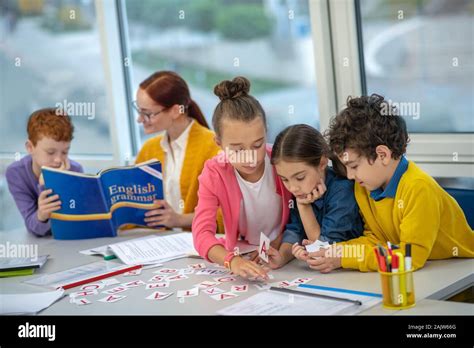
139,71,209,128
212,76,266,137
271,124,347,177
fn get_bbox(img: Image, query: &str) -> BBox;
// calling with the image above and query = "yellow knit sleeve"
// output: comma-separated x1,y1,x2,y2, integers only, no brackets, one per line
398,179,441,270
339,228,381,272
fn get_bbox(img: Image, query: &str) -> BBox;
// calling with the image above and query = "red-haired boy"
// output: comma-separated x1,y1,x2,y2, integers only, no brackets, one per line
6,108,83,236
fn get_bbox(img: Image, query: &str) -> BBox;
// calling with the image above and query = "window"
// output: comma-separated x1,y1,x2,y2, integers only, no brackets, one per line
357,0,474,133
0,0,112,156
122,0,319,150
0,0,114,231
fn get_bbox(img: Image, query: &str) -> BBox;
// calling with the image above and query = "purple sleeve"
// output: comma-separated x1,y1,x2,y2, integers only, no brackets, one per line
6,167,51,237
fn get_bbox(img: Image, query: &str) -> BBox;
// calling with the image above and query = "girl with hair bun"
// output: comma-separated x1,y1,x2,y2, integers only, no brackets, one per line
192,76,292,279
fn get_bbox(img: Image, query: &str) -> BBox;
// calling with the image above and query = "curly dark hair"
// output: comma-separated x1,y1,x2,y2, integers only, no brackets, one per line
325,94,409,162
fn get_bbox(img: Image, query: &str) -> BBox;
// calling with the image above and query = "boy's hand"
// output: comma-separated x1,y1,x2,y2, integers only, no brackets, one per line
306,247,341,273
230,256,269,280
296,179,327,205
37,189,61,222
292,242,309,261
144,200,182,228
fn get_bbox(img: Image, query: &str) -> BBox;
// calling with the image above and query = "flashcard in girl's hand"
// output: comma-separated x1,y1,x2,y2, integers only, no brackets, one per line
146,291,173,301
177,287,199,298
121,280,146,288
203,287,225,295
259,232,270,263
145,282,170,290
231,284,249,293
79,283,105,291
210,292,239,301
166,274,189,282
154,268,178,275
98,294,126,303
188,263,206,270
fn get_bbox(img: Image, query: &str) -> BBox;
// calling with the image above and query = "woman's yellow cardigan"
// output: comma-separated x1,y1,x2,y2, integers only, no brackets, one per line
136,121,224,232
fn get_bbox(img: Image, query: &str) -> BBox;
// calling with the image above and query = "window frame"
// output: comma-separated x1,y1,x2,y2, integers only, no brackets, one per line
312,0,473,178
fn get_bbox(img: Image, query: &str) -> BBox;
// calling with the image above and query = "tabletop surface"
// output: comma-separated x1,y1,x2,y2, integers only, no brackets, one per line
1,228,473,315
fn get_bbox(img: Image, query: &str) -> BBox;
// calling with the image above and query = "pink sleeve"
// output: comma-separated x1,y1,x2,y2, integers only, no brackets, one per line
192,164,225,261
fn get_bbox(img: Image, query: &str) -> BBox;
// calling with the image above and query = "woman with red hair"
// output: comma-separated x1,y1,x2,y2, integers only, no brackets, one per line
134,71,221,231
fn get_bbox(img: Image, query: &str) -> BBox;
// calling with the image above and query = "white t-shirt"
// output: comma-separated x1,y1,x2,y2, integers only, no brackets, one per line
235,154,282,245
160,119,194,214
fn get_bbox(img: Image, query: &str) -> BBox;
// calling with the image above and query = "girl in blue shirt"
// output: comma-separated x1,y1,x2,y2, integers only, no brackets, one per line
266,124,363,269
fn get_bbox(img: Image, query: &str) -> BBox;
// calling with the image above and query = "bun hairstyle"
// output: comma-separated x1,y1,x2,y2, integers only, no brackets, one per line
271,124,347,178
139,71,209,128
212,76,266,137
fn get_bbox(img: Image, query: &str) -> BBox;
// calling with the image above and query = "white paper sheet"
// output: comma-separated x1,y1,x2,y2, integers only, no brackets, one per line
218,286,381,315
109,233,197,265
0,288,65,315
217,290,351,315
24,261,135,289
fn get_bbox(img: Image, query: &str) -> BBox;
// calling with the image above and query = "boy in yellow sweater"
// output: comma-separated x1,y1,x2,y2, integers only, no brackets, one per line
306,94,473,272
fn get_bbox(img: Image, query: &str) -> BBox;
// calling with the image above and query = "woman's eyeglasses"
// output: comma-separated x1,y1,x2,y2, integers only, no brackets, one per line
131,101,167,122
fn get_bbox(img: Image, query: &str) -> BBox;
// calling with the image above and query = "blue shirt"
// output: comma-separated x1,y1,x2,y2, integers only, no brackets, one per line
282,167,364,244
370,156,409,201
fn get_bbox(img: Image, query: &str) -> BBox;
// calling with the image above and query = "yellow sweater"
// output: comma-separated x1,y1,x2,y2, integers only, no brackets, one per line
339,161,474,271
136,121,223,231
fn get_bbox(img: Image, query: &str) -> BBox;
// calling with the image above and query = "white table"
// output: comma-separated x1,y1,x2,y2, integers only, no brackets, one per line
1,228,473,315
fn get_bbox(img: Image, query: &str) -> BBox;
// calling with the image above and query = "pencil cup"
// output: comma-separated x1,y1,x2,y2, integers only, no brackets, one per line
378,269,415,310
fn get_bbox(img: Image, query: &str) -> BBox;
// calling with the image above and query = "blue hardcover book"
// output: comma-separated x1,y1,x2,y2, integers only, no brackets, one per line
42,160,164,240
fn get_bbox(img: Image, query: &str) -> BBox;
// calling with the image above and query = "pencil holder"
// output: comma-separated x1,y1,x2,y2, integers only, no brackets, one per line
378,269,415,310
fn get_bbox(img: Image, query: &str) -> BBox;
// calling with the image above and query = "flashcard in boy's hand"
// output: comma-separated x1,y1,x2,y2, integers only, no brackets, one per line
259,232,270,263
305,240,330,253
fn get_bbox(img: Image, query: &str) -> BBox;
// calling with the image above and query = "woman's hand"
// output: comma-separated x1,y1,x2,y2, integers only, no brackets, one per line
37,189,61,222
144,200,183,228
